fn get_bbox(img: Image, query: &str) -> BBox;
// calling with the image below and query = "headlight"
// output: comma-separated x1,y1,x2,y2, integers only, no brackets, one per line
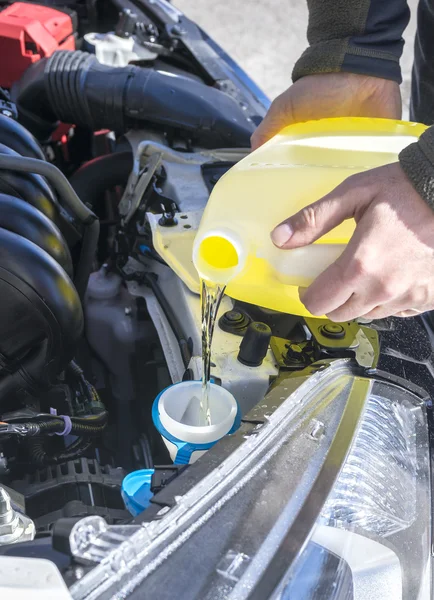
321,389,419,537
68,360,432,600
280,380,431,600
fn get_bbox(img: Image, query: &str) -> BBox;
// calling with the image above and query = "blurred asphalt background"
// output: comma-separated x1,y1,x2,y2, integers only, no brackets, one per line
174,0,418,118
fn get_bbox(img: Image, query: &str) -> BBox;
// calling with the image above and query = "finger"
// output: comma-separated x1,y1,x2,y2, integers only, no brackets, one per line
394,309,425,318
299,260,355,316
299,209,383,316
326,294,380,322
362,305,406,320
300,188,409,318
251,96,293,150
270,175,376,249
324,279,394,321
323,276,390,322
363,286,434,320
362,301,421,320
367,304,429,320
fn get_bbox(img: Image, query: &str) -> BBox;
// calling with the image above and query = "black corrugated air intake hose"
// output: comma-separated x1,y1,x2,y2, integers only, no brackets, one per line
13,50,255,147
0,116,96,401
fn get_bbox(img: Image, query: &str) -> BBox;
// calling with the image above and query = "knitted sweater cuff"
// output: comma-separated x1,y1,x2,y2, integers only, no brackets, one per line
399,127,434,210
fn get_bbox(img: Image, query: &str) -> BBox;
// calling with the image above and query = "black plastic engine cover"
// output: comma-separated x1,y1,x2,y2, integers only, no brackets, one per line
0,227,82,395
0,193,72,276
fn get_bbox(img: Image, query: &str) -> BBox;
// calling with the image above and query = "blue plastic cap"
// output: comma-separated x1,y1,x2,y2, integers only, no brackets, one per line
121,469,155,517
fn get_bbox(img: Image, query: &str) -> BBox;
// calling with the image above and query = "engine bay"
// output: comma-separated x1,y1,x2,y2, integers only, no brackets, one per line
0,0,275,549
0,1,432,596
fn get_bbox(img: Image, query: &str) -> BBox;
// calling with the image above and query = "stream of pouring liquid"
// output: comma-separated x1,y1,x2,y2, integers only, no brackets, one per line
200,279,226,426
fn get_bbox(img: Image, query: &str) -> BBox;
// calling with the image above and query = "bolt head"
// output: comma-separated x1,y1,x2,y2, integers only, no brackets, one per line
171,25,185,36
225,311,243,322
320,323,345,339
0,513,19,536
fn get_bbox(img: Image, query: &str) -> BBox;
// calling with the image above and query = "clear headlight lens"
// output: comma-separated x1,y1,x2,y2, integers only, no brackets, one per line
321,390,418,537
281,380,431,600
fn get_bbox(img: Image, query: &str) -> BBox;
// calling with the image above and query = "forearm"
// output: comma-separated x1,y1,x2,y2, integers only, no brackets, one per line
293,0,410,83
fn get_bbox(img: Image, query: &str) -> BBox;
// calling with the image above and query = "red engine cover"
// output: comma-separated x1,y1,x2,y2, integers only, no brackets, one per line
0,2,75,88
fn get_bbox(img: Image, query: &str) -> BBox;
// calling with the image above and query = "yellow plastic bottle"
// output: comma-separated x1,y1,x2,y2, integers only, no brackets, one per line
193,117,427,317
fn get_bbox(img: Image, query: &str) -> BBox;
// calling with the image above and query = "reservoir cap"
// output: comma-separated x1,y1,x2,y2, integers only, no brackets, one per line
121,469,154,516
237,322,272,367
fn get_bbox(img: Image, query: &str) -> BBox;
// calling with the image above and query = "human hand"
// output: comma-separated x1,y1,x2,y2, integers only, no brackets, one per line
270,163,434,321
251,73,402,150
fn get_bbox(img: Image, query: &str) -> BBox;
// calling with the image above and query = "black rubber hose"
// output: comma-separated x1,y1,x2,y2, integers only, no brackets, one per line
30,436,93,466
74,219,100,300
15,50,254,147
0,143,61,222
70,151,133,210
139,435,153,471
0,154,96,224
0,154,99,298
0,142,80,248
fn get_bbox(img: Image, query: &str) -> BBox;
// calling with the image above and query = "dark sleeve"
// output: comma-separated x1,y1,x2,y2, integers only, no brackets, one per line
293,0,410,84
400,128,434,209
399,0,434,209
410,0,434,125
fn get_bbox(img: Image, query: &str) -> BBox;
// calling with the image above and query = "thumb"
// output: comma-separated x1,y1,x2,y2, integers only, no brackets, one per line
270,178,374,249
251,95,294,150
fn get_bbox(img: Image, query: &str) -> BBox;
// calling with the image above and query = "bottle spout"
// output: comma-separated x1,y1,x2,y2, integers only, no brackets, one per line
193,228,246,285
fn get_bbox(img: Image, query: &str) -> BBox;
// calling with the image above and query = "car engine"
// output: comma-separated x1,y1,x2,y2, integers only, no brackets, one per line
0,0,412,579
0,0,278,544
